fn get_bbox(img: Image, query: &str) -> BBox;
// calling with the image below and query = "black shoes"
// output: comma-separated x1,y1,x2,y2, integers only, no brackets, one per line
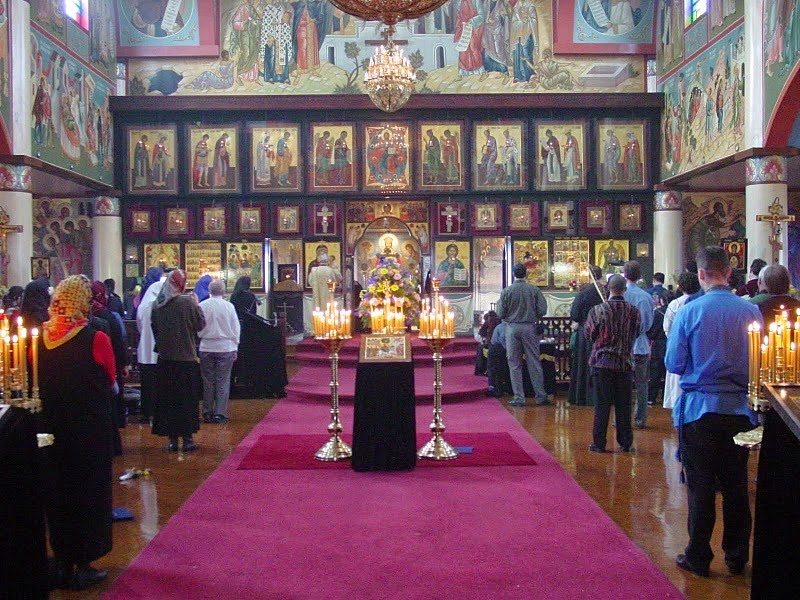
621,446,635,453
486,387,502,398
71,565,107,590
588,444,606,453
182,439,199,452
726,559,746,575
676,554,710,577
166,441,179,452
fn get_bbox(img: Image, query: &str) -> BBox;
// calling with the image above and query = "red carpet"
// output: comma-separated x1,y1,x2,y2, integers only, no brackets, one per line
106,396,683,599
237,432,537,470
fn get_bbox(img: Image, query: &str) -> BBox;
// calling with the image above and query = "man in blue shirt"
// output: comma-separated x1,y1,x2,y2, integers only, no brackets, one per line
623,261,654,428
646,272,669,304
496,263,548,406
665,246,762,578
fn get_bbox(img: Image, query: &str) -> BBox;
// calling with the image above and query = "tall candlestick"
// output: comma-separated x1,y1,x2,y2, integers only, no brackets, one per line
31,328,39,398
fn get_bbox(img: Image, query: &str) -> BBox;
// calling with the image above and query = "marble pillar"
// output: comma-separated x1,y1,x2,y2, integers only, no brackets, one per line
745,156,789,265
92,197,122,285
653,191,684,285
0,165,33,288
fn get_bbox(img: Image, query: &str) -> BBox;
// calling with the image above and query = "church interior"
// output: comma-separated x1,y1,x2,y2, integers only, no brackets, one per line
2,0,800,598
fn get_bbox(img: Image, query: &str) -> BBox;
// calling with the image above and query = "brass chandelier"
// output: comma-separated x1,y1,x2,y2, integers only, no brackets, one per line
328,0,450,112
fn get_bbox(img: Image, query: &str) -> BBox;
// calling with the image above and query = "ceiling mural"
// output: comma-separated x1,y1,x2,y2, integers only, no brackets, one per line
126,0,645,96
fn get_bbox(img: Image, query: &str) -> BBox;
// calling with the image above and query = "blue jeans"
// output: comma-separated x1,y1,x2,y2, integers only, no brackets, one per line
505,322,546,404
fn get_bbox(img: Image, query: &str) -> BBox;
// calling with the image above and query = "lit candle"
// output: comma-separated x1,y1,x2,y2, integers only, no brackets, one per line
12,335,19,372
31,327,39,398
2,335,9,390
790,342,796,382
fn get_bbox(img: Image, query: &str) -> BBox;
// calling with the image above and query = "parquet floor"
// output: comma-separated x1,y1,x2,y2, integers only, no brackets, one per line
49,368,753,600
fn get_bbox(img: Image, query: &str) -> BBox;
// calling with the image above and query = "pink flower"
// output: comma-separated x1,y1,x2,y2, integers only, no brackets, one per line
393,273,401,280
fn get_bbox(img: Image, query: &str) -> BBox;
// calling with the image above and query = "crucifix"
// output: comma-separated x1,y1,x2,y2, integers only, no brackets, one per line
0,207,23,289
441,204,458,233
317,205,333,234
756,197,795,264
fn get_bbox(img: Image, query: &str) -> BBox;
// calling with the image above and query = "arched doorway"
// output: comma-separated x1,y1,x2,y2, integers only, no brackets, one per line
353,216,422,289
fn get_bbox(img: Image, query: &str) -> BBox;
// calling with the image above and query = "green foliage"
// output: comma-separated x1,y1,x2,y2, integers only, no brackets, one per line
334,83,362,94
408,50,424,70
129,77,146,96
344,42,361,61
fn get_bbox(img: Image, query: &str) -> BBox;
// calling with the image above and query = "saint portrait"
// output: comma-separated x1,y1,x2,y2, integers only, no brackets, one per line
363,123,412,190
548,204,569,229
619,204,642,231
276,206,300,234
594,239,630,273
188,125,239,193
418,122,464,191
509,204,532,231
433,240,470,288
226,242,264,292
165,207,189,236
310,123,356,192
474,203,498,231
512,240,550,287
535,121,587,190
588,207,605,227
473,122,526,191
596,121,647,190
201,206,228,237
131,209,152,233
238,206,263,235
251,123,302,192
126,126,178,194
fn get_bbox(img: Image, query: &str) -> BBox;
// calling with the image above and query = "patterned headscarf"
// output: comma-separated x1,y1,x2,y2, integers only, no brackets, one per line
90,280,109,315
43,275,91,349
155,269,187,308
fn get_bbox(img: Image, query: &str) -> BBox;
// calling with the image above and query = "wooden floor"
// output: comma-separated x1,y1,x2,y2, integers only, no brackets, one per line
50,378,754,600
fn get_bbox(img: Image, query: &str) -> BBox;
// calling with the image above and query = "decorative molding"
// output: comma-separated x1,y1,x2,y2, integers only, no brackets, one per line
0,164,32,192
93,197,121,217
746,156,787,184
654,191,682,211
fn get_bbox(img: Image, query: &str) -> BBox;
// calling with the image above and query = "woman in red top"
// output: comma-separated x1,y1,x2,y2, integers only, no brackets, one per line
39,275,117,591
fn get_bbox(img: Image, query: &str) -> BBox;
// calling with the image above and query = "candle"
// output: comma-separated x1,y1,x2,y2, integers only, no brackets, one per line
12,335,19,372
2,335,9,390
31,328,39,395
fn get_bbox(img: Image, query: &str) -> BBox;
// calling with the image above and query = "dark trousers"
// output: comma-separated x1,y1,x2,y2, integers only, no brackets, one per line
487,344,512,392
138,363,158,419
591,367,633,450
681,413,752,569
648,341,666,404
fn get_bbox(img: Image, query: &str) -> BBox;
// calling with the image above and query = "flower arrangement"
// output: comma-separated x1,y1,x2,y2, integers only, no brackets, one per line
358,256,421,329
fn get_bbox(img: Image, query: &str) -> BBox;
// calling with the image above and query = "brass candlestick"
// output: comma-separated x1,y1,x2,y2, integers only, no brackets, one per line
417,336,457,460
314,336,352,461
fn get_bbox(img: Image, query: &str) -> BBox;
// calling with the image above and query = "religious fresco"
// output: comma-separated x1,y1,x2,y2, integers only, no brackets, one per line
30,31,115,185
32,198,93,286
763,0,800,132
556,0,656,54
116,0,200,48
473,236,505,294
0,0,9,140
126,125,178,194
681,192,745,265
659,25,745,179
125,0,645,96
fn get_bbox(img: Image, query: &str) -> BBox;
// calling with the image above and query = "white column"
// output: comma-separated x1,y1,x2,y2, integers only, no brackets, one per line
653,191,684,285
744,0,765,149
745,156,789,265
91,197,122,284
0,190,33,287
10,0,32,155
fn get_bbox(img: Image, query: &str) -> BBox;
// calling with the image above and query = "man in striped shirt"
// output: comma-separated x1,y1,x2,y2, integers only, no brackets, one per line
584,274,641,453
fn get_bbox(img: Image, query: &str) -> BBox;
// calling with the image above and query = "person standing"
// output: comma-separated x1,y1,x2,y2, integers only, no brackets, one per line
568,265,607,406
151,270,206,452
308,254,342,309
199,280,240,424
230,276,260,320
663,272,701,410
136,273,165,424
103,278,125,319
736,258,767,298
623,260,654,428
496,262,549,406
39,275,117,590
646,272,669,305
584,275,640,452
665,246,762,577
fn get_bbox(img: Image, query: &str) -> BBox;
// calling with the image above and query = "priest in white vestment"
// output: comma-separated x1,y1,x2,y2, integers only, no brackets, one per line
308,254,342,309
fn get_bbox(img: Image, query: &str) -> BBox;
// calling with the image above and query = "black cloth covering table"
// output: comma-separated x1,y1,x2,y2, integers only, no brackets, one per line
351,361,417,471
232,312,288,398
0,406,48,599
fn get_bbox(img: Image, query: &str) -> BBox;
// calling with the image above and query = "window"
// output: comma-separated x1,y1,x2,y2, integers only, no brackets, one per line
687,0,707,25
65,0,89,30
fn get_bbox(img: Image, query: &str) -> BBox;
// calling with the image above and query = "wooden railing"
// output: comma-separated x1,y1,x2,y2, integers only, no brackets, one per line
540,317,572,383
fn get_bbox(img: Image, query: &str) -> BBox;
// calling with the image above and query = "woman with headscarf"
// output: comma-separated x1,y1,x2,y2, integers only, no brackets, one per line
193,274,213,303
131,267,163,320
91,281,129,455
2,285,24,326
230,276,259,320
39,275,117,591
150,270,205,452
20,277,51,328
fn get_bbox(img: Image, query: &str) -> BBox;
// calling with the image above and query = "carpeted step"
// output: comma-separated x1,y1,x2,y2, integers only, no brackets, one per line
285,363,488,403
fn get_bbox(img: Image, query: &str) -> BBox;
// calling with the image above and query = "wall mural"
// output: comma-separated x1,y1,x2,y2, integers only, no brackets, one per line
32,198,94,286
126,0,644,96
0,0,10,142
659,24,745,179
681,192,745,266
763,0,800,131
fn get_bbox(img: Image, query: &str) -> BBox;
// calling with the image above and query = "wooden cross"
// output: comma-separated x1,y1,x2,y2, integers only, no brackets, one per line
0,207,22,289
316,205,333,233
440,204,458,233
756,197,795,264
